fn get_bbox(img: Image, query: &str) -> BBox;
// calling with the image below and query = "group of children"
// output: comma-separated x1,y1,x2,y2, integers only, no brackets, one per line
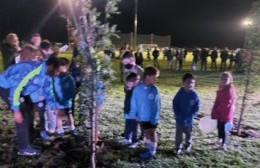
119,50,236,159
0,34,79,156
0,36,236,158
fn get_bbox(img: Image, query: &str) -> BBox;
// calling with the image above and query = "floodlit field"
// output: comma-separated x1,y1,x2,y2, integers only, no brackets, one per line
0,51,259,167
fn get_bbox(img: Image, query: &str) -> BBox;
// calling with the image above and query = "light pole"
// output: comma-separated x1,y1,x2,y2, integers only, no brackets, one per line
242,18,253,48
134,0,138,50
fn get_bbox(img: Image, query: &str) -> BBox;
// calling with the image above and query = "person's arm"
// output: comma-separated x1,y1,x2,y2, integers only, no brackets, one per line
151,88,161,125
192,92,200,117
11,65,42,111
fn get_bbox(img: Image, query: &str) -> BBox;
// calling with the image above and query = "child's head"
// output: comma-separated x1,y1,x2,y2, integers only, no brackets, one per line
144,66,159,86
121,51,136,69
58,57,70,73
20,44,42,61
182,73,196,91
45,55,60,76
220,72,233,87
125,73,140,89
40,40,53,58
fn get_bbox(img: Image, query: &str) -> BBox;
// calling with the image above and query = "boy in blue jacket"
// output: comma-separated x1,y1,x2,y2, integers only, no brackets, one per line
52,57,77,137
0,46,59,156
172,73,200,154
129,66,161,159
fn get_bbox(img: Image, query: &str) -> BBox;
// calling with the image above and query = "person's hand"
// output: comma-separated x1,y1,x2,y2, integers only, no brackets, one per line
13,110,23,123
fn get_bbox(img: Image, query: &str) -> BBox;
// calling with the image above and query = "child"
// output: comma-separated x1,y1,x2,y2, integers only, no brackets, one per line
0,46,60,156
119,73,140,148
53,57,77,137
172,73,200,154
211,72,236,151
129,66,161,159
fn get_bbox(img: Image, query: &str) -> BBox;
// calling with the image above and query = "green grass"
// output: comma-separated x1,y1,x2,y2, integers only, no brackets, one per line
0,51,259,167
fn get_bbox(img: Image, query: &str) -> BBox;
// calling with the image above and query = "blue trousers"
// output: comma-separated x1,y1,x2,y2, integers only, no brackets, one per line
124,119,138,143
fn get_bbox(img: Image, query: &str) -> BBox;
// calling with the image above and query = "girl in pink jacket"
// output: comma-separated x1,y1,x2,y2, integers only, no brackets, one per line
211,72,236,151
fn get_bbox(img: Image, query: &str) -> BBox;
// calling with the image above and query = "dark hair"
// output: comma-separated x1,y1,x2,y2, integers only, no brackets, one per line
121,51,133,59
40,40,51,50
58,57,70,66
126,72,138,82
144,66,158,78
46,55,59,69
182,73,196,82
31,33,41,38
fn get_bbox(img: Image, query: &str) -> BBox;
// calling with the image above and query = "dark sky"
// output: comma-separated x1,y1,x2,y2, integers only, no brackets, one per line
0,0,255,48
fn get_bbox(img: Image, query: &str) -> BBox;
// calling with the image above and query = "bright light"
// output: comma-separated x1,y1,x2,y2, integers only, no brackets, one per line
242,19,253,26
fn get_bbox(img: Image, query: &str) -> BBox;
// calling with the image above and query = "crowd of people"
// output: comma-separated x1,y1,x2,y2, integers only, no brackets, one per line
0,36,237,160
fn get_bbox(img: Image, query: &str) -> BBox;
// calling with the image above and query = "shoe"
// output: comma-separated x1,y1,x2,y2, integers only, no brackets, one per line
185,144,192,152
58,132,65,138
215,139,222,146
18,146,41,156
118,138,132,145
70,129,78,136
176,148,182,155
140,151,154,160
40,131,51,141
222,144,228,152
129,142,138,149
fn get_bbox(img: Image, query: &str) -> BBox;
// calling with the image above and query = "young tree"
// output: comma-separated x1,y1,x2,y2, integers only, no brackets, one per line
68,0,120,167
237,1,260,135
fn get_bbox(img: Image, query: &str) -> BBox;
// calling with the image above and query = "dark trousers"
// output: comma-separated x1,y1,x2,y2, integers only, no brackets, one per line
0,87,10,107
33,100,46,131
175,125,192,150
217,120,227,144
16,96,34,149
124,119,138,143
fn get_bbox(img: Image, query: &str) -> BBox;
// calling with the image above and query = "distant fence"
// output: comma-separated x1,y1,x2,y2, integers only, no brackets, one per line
111,33,171,49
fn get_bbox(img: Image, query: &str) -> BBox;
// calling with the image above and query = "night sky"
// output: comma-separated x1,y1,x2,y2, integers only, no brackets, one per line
0,0,256,48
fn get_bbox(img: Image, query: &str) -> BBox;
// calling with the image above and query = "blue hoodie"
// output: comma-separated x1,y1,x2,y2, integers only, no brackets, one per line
0,61,56,110
129,82,161,125
172,87,200,126
52,72,76,109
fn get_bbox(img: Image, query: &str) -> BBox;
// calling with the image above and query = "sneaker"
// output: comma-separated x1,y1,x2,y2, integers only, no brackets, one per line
118,138,132,145
215,139,222,146
185,144,192,152
176,148,182,155
58,132,65,138
128,142,138,149
140,151,154,160
18,146,40,156
222,144,228,152
40,131,51,141
70,129,78,136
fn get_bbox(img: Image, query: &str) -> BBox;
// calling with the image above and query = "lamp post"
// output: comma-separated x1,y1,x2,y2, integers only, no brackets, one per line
242,19,253,48
134,0,138,50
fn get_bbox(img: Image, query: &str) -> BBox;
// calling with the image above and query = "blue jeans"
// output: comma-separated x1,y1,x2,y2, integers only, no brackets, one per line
124,119,138,143
175,124,192,150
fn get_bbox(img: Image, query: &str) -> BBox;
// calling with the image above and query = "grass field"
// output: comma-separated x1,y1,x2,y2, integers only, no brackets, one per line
0,51,259,167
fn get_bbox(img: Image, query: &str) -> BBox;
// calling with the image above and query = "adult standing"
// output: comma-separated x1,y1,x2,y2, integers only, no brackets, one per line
134,48,144,67
1,33,21,70
30,33,42,48
152,47,160,69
